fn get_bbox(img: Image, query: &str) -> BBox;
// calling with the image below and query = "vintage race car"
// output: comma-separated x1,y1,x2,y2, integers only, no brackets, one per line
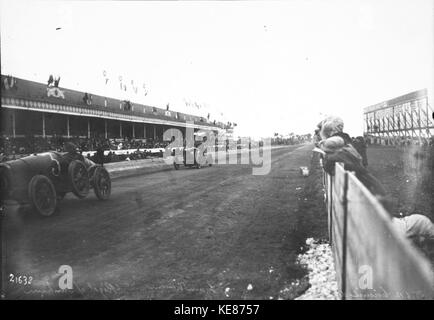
0,151,111,216
172,147,213,170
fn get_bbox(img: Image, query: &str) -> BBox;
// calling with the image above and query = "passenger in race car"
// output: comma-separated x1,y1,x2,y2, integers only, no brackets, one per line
60,142,94,173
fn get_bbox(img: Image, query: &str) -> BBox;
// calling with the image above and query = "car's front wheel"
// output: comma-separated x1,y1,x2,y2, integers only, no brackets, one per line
68,160,90,199
92,166,111,200
28,175,57,217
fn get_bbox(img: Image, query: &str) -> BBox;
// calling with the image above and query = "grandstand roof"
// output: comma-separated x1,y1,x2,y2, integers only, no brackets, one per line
1,75,226,131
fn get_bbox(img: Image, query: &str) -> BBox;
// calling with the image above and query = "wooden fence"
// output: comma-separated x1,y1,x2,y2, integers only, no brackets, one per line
323,162,434,299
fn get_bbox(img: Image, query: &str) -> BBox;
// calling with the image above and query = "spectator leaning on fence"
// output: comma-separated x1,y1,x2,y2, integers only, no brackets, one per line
317,116,352,144
319,136,387,197
316,117,391,211
316,117,368,167
316,117,434,248
391,213,434,244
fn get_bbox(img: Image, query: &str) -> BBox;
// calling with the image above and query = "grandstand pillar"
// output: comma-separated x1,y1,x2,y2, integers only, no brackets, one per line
418,103,422,138
132,123,135,138
105,119,108,139
42,113,46,138
66,116,70,138
120,122,122,138
153,125,156,140
12,110,16,138
143,124,146,139
87,118,91,139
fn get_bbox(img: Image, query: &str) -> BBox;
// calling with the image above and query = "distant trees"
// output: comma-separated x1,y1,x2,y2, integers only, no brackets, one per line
271,133,312,145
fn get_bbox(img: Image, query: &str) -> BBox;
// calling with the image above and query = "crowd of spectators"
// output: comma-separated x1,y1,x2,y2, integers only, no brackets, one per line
0,135,169,163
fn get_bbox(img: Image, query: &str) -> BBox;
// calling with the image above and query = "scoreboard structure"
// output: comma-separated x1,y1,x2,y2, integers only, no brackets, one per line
363,89,434,141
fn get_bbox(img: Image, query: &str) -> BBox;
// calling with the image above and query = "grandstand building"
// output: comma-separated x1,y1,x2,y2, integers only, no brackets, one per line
0,75,228,141
363,88,434,144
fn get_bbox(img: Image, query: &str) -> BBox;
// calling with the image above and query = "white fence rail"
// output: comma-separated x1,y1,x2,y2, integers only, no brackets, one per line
324,162,434,299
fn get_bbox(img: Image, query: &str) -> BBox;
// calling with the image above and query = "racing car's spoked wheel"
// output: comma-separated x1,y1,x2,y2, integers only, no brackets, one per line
92,166,111,200
173,163,180,170
68,160,90,199
28,175,57,217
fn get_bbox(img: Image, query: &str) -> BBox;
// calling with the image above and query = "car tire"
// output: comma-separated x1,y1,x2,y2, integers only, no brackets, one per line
93,166,111,200
68,160,90,199
28,175,57,217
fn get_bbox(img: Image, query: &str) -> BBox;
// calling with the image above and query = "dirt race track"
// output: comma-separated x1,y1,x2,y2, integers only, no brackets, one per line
3,144,326,300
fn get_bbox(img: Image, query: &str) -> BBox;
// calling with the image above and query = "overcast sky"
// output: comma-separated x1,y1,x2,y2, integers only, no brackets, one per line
1,0,433,138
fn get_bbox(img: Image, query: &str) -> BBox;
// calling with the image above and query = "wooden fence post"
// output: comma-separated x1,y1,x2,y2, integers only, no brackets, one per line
341,171,349,300
329,175,333,246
